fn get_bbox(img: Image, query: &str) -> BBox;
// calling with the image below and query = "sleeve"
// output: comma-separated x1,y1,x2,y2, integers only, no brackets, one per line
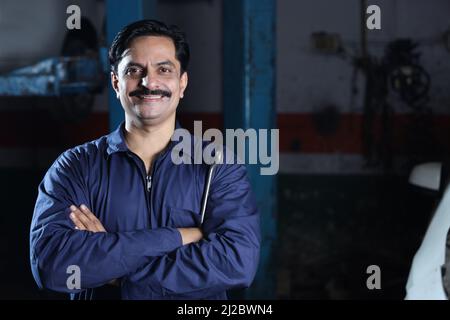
29,151,183,293
124,162,261,298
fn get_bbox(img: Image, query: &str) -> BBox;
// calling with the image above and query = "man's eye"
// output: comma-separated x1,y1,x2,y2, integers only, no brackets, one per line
159,67,171,74
126,67,143,75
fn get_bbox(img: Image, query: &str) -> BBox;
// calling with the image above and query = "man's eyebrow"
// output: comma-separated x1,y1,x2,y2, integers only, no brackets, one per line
155,60,176,68
124,62,145,69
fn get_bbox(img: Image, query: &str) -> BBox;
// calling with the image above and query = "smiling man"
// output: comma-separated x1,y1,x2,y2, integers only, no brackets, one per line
29,19,260,300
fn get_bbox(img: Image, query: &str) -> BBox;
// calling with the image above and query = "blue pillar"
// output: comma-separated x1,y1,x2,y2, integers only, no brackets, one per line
223,0,277,299
106,0,157,131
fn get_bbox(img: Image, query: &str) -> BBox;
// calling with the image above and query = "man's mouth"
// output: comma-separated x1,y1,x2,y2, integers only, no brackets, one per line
139,94,166,101
130,89,172,101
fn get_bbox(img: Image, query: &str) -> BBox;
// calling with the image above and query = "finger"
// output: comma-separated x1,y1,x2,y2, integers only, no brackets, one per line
78,204,106,233
80,204,106,232
71,206,97,232
69,205,88,230
79,204,97,221
69,211,87,231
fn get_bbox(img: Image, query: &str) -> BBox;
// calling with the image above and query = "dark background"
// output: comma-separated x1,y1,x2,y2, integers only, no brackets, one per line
1,0,449,299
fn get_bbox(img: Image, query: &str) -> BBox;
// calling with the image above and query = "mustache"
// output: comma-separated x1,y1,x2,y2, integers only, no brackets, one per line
129,88,172,98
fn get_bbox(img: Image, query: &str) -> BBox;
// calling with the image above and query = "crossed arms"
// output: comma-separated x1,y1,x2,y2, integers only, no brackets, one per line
30,152,260,298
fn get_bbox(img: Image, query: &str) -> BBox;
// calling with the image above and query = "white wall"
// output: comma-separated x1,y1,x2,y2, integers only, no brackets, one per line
277,0,450,114
0,0,103,72
1,0,450,115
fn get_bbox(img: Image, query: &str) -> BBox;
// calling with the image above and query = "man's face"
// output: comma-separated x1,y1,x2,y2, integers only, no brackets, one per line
111,35,188,126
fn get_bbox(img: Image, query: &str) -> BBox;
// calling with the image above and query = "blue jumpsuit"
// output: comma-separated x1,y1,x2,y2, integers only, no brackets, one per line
29,122,260,299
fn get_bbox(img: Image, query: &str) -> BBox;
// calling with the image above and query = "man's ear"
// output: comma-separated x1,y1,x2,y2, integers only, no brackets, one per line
179,72,188,99
111,71,120,99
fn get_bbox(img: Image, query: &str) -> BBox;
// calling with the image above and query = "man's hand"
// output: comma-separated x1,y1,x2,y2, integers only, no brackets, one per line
69,205,119,286
177,228,203,245
69,204,106,233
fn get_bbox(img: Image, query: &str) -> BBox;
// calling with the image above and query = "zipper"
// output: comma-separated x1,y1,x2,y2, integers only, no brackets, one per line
128,150,165,226
146,175,152,192
128,152,153,193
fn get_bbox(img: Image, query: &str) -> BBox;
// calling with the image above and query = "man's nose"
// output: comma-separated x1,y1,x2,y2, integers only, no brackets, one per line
141,71,159,88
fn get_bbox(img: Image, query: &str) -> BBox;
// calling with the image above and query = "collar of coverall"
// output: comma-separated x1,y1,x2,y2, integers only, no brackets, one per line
106,119,187,160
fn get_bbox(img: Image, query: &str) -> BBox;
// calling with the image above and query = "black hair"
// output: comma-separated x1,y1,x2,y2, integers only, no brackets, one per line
109,19,190,75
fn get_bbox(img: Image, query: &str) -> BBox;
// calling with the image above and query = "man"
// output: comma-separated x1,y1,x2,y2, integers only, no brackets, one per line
29,19,260,299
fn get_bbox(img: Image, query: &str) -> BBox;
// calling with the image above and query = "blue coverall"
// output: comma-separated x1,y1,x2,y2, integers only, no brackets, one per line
29,121,261,299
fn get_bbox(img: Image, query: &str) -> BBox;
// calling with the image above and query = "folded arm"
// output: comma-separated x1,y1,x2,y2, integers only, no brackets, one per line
29,153,185,293
122,163,261,299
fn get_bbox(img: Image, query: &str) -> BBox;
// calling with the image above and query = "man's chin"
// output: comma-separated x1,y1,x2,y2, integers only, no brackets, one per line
125,103,177,124
134,105,165,119
135,110,176,125
136,113,164,122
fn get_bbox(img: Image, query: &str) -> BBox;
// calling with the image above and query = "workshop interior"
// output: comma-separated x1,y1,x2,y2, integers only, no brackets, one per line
2,0,450,299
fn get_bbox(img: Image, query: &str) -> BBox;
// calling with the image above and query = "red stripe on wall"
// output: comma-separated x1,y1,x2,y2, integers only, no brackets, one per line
278,113,450,155
1,110,450,155
1,110,109,149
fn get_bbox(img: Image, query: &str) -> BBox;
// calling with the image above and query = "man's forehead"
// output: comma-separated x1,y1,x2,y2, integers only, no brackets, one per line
121,36,176,59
